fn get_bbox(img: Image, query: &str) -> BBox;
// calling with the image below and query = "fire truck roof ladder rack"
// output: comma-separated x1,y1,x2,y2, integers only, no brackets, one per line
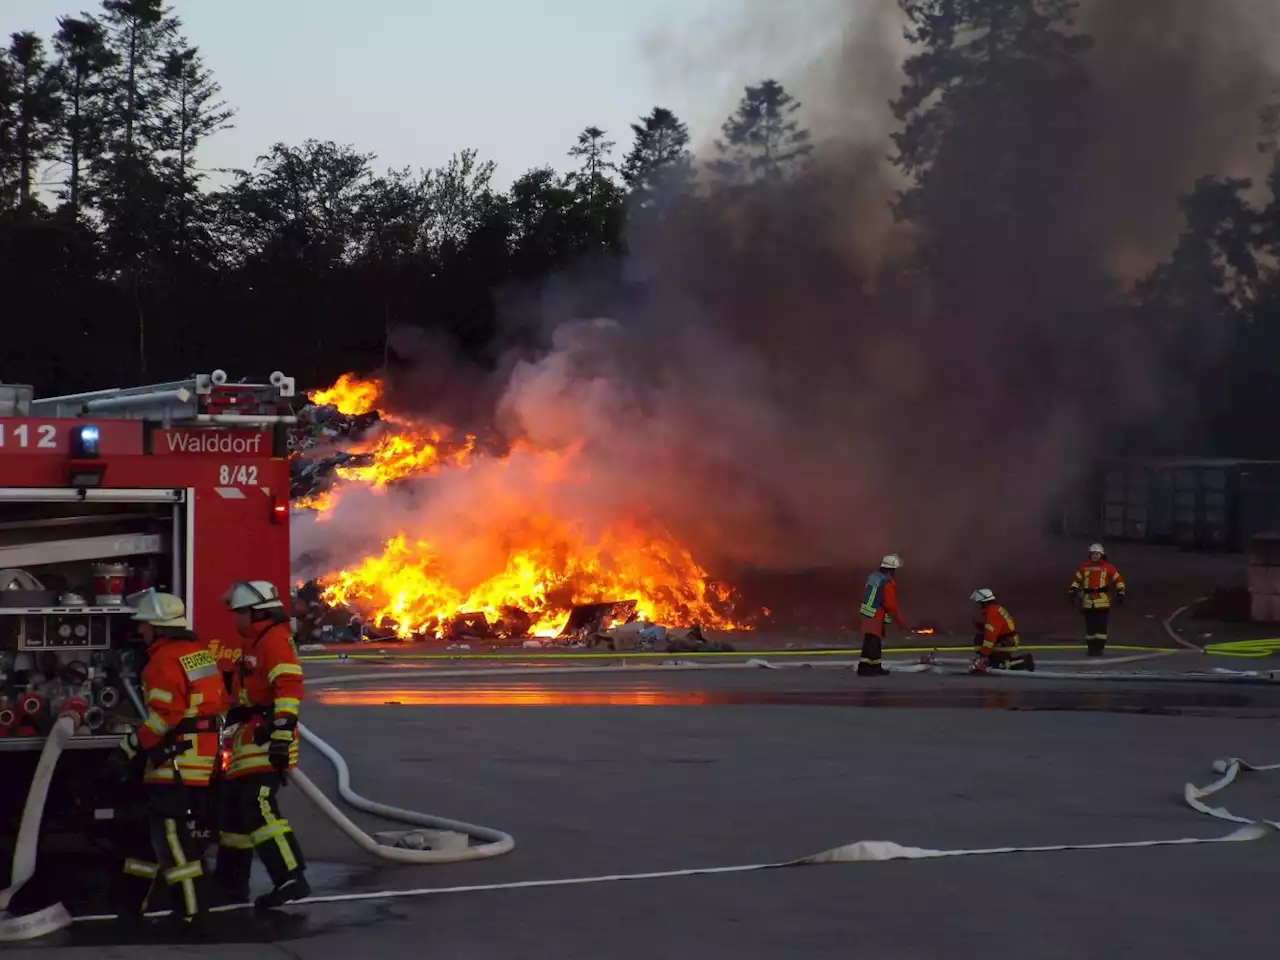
28,370,298,426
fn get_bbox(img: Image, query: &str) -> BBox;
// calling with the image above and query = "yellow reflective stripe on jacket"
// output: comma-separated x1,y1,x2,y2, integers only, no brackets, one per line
273,697,300,716
144,711,169,736
148,688,174,705
227,742,299,777
268,662,303,684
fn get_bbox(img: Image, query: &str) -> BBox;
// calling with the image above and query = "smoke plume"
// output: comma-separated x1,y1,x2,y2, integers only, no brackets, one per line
298,0,1280,617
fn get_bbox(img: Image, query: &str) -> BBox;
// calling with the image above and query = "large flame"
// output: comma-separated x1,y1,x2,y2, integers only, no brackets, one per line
336,420,477,488
307,373,382,416
300,373,747,640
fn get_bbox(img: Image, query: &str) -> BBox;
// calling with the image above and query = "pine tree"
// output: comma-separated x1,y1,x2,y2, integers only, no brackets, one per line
712,80,812,185
5,33,62,212
891,0,1094,273
621,106,693,208
96,0,181,373
566,125,623,250
0,49,17,210
53,15,116,222
151,43,233,261
568,125,616,201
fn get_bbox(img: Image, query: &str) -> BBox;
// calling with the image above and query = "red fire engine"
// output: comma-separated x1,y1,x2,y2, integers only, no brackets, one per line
0,371,294,848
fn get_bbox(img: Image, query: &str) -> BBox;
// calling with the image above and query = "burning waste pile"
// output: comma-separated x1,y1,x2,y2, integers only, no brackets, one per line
288,373,749,651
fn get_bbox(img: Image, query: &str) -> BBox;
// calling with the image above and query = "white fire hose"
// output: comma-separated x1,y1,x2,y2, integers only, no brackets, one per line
0,713,78,942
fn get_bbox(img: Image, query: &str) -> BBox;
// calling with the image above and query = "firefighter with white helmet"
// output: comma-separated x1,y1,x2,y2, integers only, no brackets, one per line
857,554,904,676
1069,543,1127,656
213,580,310,908
107,590,227,929
968,589,1034,673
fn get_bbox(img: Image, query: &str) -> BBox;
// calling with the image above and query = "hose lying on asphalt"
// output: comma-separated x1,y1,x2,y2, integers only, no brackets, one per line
0,714,78,942
292,672,515,864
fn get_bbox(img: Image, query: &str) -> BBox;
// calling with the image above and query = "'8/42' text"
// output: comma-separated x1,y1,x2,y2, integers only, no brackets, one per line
219,464,260,485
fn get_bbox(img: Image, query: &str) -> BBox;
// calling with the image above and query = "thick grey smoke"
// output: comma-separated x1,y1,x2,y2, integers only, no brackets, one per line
301,0,1280,619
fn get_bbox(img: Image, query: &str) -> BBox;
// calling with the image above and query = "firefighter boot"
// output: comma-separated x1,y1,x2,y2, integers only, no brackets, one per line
857,634,889,676
112,859,156,930
255,871,311,910
213,847,253,905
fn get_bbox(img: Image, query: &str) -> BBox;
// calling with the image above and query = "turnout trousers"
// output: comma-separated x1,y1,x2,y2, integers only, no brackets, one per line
114,785,214,922
858,633,888,676
215,771,307,899
1083,608,1110,656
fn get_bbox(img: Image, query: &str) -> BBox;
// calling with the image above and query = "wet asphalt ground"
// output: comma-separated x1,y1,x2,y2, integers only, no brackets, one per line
6,652,1280,959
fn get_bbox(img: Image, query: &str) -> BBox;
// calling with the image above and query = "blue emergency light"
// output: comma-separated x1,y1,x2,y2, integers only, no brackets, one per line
71,424,100,458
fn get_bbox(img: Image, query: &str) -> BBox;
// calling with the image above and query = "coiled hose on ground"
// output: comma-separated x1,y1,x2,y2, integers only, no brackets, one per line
284,669,515,863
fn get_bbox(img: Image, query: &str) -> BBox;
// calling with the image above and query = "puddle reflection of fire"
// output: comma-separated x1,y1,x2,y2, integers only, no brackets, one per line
311,686,713,707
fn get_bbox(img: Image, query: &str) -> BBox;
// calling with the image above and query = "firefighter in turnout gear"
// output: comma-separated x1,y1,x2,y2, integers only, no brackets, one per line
858,554,904,676
107,590,226,929
968,589,1035,673
214,580,310,909
1069,543,1127,656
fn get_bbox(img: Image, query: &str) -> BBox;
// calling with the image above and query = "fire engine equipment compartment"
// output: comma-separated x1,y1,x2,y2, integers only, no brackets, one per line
0,498,175,837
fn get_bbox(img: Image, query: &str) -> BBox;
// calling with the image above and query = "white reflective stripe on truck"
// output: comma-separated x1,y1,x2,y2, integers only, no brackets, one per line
0,488,185,502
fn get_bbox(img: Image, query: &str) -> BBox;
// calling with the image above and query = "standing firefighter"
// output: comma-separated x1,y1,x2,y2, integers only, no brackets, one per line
214,580,311,908
108,590,226,929
858,554,904,677
968,589,1035,673
1069,543,1127,656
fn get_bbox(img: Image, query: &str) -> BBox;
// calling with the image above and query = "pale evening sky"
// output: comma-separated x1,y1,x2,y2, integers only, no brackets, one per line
0,0,830,189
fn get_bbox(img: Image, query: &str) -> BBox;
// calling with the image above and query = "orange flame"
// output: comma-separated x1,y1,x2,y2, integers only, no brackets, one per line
336,419,477,488
300,373,749,640
308,373,382,416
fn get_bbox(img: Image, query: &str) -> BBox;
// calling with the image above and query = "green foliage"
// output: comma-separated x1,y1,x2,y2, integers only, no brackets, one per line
622,107,693,209
712,79,812,185
892,0,1095,271
2,32,62,212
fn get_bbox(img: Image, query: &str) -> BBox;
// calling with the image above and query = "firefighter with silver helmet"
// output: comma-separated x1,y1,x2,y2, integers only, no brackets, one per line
857,554,904,676
1069,543,1127,657
107,590,226,929
968,589,1035,673
213,580,310,908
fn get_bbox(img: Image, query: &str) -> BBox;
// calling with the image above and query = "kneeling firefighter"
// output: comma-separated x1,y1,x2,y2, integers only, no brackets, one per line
107,590,226,927
969,589,1035,674
214,580,310,908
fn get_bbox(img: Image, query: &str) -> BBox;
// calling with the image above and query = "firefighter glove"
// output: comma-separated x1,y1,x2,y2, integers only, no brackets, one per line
225,704,260,725
268,733,292,772
105,747,138,783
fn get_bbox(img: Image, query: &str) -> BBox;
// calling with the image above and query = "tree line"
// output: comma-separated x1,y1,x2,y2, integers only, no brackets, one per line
1,0,1277,458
